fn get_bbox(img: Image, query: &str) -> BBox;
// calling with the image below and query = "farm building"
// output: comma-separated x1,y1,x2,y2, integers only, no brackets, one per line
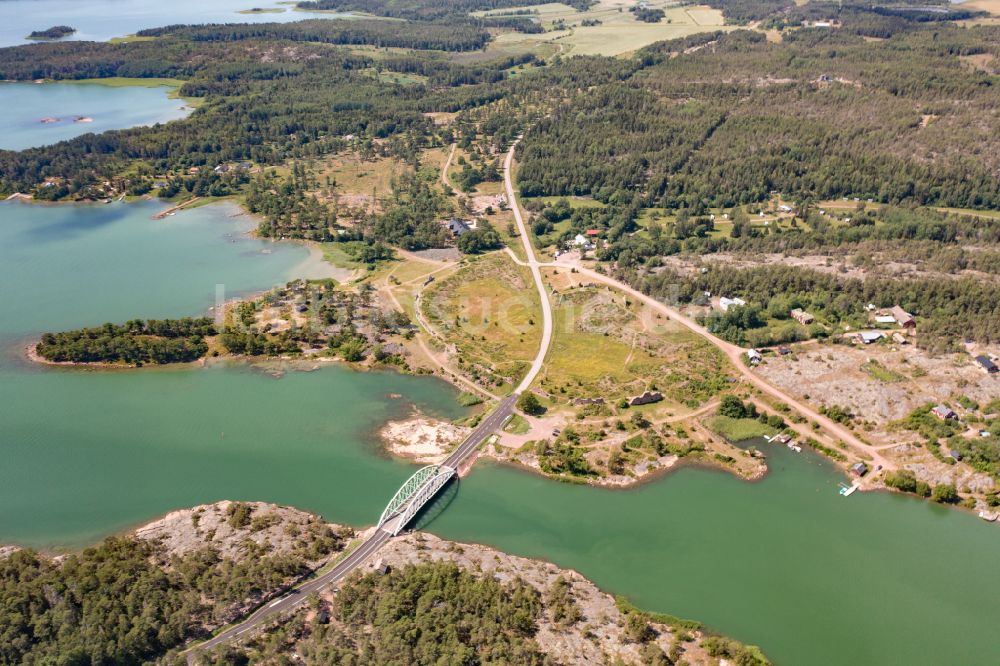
856,331,885,345
891,306,915,328
746,349,762,365
974,355,998,374
931,404,957,420
629,391,663,407
790,308,814,325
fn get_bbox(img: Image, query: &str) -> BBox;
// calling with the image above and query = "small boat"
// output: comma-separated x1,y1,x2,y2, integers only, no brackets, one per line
979,511,998,522
787,441,802,453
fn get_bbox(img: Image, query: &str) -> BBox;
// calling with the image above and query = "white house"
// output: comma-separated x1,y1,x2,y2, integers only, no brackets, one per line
720,296,747,312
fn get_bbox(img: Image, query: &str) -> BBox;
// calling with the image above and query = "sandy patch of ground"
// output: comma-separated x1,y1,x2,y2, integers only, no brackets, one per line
470,193,506,213
379,414,470,463
959,0,1000,16
335,192,377,213
0,545,20,559
960,53,998,73
424,111,457,125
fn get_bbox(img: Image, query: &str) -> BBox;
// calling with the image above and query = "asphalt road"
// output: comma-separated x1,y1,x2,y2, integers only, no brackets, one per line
187,139,546,660
192,528,392,655
504,140,554,394
443,393,517,470
188,394,517,660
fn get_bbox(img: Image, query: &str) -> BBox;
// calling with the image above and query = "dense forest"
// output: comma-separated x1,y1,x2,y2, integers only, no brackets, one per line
0,26,552,200
199,560,720,666
3,10,999,211
518,24,1000,210
0,516,346,665
136,18,492,51
35,318,216,364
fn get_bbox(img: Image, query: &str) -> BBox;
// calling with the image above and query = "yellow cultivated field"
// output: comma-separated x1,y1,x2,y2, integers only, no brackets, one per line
684,7,724,25
959,0,1000,16
478,1,728,57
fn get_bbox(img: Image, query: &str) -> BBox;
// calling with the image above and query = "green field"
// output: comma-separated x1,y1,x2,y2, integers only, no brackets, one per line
707,416,778,443
423,252,542,393
66,77,202,106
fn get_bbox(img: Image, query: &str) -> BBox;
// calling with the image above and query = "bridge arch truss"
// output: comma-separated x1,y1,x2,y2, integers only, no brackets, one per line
378,464,456,536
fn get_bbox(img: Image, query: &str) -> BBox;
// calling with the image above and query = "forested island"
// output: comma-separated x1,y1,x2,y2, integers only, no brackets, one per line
26,26,76,41
0,501,768,665
31,281,415,366
34,318,216,365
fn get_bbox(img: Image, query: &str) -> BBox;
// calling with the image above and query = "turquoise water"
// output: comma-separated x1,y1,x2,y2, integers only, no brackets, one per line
0,200,465,547
0,0,351,48
429,452,1000,666
0,81,190,150
3,198,1000,664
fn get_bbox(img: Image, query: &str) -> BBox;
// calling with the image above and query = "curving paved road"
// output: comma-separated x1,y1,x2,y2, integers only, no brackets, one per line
187,141,553,660
186,392,518,659
504,140,554,394
495,150,886,468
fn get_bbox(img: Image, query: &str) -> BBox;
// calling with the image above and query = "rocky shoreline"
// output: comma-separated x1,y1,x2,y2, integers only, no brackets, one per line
1,500,766,665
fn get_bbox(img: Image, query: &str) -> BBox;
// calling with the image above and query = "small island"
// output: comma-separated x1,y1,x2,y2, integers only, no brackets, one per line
33,317,216,366
30,279,415,367
26,25,77,41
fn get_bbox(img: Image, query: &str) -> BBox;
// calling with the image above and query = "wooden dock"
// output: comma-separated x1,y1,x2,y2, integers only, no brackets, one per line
153,196,200,219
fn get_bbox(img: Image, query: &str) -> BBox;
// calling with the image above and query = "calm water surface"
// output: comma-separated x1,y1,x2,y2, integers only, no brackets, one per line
2,200,999,665
0,0,351,47
0,199,466,547
429,452,1000,666
0,81,190,150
